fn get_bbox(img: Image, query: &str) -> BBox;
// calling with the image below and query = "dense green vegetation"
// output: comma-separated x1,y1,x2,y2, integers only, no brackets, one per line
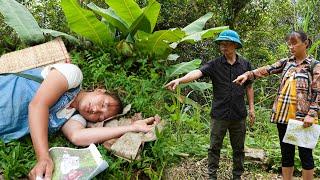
1,0,320,179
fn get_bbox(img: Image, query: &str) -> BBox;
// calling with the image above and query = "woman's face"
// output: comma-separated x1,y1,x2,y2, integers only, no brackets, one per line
286,35,308,57
77,90,119,122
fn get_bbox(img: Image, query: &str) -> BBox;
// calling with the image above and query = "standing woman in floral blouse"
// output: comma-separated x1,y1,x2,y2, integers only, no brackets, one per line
233,31,320,180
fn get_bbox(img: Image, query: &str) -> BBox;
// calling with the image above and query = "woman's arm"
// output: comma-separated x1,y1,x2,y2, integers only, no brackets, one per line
234,59,287,85
304,63,320,127
61,117,156,146
28,69,69,180
249,58,287,80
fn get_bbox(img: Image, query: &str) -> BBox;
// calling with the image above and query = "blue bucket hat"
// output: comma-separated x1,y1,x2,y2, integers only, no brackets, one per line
215,30,242,48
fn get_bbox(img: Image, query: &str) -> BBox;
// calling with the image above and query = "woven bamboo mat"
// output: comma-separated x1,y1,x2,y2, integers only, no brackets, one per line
0,37,69,73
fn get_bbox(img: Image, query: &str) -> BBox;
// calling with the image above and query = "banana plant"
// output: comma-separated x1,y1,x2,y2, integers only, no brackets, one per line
0,0,78,45
135,12,228,58
61,0,228,58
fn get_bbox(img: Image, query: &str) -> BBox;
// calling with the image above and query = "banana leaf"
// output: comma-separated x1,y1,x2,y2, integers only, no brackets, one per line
165,59,201,77
61,0,113,46
201,26,229,39
180,82,212,91
128,14,151,37
182,12,213,35
167,54,180,61
181,26,228,43
128,0,160,35
101,18,116,39
87,3,129,35
41,29,79,44
135,30,150,40
143,0,161,32
136,29,185,57
105,0,142,26
0,0,44,44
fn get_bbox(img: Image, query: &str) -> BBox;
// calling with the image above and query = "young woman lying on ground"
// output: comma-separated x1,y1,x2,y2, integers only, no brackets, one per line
0,63,158,180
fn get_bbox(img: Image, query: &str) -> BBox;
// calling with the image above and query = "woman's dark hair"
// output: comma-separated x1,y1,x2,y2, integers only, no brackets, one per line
285,30,312,48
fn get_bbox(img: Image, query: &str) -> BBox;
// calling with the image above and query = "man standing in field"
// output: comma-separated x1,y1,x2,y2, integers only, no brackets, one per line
165,30,255,180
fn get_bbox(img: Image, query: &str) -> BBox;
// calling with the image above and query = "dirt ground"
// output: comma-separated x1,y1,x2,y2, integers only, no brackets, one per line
164,157,320,180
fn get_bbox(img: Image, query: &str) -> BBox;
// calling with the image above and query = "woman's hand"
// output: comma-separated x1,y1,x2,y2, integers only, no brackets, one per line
233,74,248,85
303,115,314,128
165,79,180,91
132,117,158,133
28,156,54,180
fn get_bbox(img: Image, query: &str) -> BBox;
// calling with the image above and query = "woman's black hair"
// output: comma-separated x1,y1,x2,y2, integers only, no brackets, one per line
286,30,312,48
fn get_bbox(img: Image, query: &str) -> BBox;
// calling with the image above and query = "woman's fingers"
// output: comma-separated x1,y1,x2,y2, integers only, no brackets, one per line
303,115,314,128
232,77,241,84
303,122,312,128
29,158,54,180
142,117,155,124
29,164,45,180
233,75,247,85
44,161,53,180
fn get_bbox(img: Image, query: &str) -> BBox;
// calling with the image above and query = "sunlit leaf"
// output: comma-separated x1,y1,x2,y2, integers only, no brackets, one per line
166,59,201,77
41,29,79,44
167,54,180,61
61,0,113,46
128,0,160,36
182,12,213,35
143,0,161,32
128,13,151,36
87,3,129,34
105,0,142,26
181,26,228,43
180,82,212,91
136,29,185,57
